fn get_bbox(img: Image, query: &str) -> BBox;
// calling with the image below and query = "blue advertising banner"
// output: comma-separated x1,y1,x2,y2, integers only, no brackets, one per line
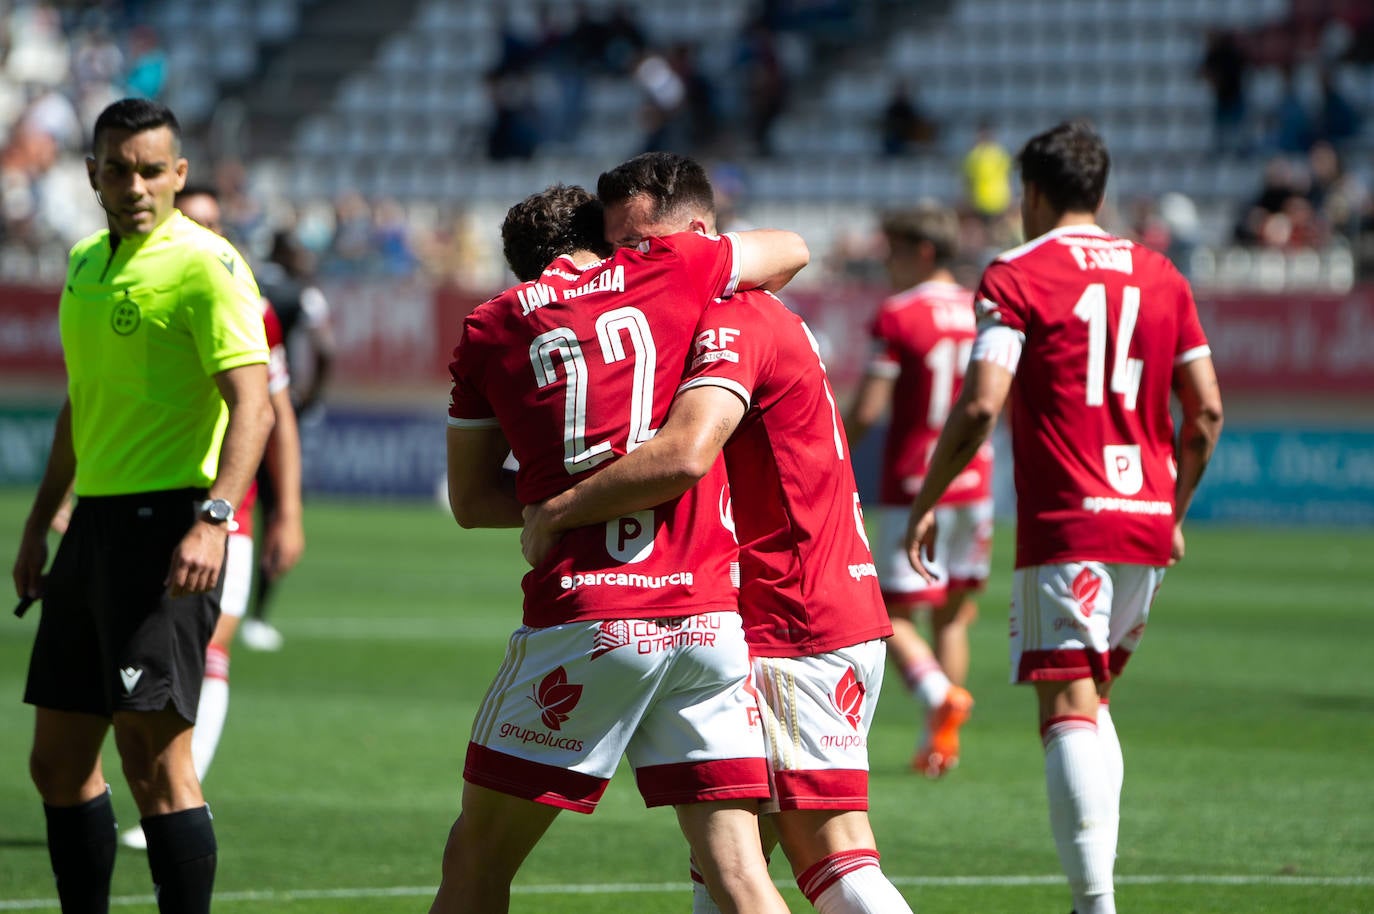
0,407,59,485
299,408,447,499
1187,428,1374,526
5,407,1370,526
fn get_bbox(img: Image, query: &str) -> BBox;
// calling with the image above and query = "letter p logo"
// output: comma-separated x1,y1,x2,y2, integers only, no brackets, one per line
606,509,655,564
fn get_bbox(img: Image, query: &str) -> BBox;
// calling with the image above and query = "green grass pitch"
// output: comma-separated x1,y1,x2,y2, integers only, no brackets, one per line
1,487,1371,913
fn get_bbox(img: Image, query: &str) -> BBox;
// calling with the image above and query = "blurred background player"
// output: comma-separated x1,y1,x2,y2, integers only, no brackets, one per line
117,185,306,850
435,183,809,914
906,121,1224,914
11,98,273,914
524,152,912,914
844,203,990,777
239,228,334,652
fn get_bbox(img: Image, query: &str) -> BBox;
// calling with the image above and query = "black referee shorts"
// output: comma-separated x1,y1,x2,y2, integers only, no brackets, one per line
24,488,223,723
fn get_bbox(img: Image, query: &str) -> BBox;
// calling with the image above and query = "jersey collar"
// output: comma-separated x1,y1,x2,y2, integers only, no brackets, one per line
1040,223,1108,241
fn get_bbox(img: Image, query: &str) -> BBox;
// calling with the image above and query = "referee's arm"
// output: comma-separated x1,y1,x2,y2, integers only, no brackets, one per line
12,400,76,600
166,363,274,597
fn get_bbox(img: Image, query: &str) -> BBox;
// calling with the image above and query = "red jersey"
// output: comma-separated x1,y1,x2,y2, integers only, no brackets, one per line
681,291,893,658
867,280,993,507
236,299,289,536
448,232,744,628
974,225,1211,568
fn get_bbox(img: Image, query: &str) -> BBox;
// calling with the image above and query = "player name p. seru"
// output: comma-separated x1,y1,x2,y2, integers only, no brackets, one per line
520,265,627,314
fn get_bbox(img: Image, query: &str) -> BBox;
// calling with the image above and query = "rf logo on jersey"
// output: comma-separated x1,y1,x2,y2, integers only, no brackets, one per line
111,297,141,335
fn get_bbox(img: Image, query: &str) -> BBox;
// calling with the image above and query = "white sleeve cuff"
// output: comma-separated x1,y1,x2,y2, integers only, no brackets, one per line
720,232,742,299
447,416,501,429
1174,344,1211,366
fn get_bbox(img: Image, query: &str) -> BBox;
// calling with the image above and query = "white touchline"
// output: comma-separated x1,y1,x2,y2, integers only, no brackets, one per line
0,874,1370,909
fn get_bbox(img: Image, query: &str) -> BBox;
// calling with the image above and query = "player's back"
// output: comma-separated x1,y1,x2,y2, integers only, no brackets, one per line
872,280,991,506
449,233,743,627
684,291,892,658
976,225,1210,568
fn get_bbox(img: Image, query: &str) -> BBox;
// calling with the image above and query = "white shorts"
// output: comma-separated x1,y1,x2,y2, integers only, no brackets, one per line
751,639,886,812
465,611,769,813
1009,562,1166,684
875,501,993,607
219,533,254,619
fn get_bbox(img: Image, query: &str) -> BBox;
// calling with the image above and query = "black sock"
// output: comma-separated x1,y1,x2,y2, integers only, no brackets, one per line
43,788,117,914
142,805,217,914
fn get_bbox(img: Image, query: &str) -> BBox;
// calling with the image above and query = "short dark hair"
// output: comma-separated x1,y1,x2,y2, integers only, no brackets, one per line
175,183,216,204
596,152,715,222
502,184,610,282
1018,120,1109,214
880,203,959,266
93,98,181,153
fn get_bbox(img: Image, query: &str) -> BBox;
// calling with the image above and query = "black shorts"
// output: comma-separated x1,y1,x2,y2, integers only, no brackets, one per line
25,488,223,722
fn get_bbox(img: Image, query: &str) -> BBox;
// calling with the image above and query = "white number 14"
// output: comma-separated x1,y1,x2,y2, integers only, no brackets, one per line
1073,283,1142,410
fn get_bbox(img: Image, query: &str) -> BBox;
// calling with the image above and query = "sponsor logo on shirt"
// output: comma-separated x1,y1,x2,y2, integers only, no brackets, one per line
847,562,878,581
559,569,695,590
1080,496,1171,515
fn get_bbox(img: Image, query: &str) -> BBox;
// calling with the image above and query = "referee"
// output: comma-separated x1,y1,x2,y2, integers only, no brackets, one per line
10,99,273,914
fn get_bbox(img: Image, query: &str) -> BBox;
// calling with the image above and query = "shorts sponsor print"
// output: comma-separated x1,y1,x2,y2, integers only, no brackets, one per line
752,640,886,812
465,611,768,813
875,501,993,605
1009,562,1165,684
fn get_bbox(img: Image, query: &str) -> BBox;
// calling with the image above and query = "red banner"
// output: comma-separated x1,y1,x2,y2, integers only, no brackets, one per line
1196,289,1374,395
4,280,1371,398
0,285,62,377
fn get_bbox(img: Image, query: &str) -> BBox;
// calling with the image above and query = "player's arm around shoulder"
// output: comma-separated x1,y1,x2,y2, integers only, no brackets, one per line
521,385,746,568
730,228,810,292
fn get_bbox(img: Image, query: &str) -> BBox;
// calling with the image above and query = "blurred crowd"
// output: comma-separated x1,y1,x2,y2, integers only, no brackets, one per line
0,0,1371,291
481,3,805,161
0,1,165,263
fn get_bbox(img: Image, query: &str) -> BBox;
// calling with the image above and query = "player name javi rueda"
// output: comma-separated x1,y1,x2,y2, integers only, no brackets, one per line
519,264,628,314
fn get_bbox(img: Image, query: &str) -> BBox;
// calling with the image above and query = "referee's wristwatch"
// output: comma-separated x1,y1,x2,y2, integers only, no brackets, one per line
198,498,236,528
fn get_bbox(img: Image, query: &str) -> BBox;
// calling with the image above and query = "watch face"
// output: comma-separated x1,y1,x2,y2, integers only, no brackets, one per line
204,499,233,522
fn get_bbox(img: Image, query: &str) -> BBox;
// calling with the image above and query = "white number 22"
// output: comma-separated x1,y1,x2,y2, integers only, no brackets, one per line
529,307,658,475
1073,283,1142,410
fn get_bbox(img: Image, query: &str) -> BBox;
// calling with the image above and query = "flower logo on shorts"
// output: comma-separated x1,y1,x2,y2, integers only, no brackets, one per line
831,666,866,730
532,667,583,731
1072,568,1101,619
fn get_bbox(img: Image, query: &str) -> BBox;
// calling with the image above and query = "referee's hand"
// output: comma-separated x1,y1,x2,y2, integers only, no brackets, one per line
166,521,228,597
12,528,48,600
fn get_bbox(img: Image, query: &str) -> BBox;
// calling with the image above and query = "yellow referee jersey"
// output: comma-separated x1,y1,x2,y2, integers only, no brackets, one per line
60,210,268,496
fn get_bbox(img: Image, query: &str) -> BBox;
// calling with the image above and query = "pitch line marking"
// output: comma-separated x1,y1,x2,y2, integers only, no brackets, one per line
1,874,1371,909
